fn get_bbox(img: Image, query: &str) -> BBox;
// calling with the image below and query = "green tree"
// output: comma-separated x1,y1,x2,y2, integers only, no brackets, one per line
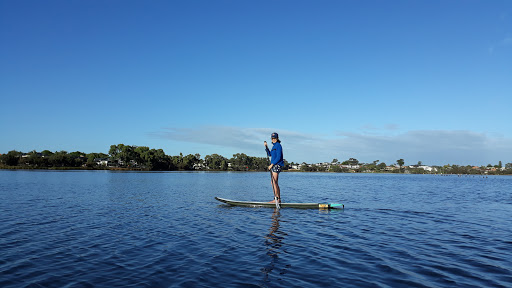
26,150,45,167
171,153,184,169
205,154,228,170
253,156,270,171
120,145,136,167
68,151,86,167
365,163,377,172
183,153,201,170
301,164,319,172
109,144,138,167
134,146,151,168
329,165,343,172
153,149,171,170
139,148,170,170
109,144,122,166
220,160,228,170
49,151,71,167
397,159,405,172
230,153,251,171
1,150,22,166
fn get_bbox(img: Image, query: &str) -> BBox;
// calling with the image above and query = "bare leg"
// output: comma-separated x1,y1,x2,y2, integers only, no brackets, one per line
269,176,277,203
272,172,281,203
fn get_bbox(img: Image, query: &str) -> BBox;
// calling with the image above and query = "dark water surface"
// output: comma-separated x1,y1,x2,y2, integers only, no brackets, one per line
1,170,511,287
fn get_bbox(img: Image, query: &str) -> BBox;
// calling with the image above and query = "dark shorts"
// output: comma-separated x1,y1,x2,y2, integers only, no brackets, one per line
271,165,282,173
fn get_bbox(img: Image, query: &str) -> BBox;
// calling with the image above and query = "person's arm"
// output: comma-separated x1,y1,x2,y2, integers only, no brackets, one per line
264,142,271,157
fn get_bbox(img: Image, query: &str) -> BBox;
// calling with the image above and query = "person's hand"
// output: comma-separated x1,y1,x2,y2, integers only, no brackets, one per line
264,141,268,147
268,164,273,171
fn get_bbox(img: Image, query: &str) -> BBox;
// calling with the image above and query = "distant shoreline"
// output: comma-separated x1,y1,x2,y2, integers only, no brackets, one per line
1,166,509,176
2,145,509,175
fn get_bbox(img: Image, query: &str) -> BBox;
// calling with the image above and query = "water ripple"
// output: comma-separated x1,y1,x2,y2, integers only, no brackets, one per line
1,172,511,287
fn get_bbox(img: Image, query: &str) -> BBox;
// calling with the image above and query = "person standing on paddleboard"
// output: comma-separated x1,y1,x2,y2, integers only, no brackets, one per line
264,132,284,204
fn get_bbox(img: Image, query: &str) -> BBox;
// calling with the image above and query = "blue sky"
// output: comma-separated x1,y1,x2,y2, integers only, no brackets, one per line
1,0,511,166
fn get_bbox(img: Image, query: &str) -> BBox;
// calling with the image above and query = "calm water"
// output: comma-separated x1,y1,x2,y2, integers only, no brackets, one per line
1,170,511,287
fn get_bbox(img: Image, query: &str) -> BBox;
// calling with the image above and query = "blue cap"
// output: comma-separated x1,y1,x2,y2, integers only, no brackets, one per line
271,132,278,139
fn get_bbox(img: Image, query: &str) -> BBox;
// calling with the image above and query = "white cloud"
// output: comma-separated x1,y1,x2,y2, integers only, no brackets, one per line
150,126,512,166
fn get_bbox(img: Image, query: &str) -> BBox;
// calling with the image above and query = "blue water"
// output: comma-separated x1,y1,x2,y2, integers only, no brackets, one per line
1,171,511,287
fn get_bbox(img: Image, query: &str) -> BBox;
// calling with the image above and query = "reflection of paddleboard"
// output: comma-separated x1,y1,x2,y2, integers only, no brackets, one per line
215,197,344,209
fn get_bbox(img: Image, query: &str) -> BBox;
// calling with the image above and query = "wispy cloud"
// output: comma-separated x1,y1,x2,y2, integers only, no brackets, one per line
149,126,316,158
489,35,512,55
150,126,512,166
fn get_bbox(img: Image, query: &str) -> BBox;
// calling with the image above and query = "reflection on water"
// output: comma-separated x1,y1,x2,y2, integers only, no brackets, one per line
262,209,288,284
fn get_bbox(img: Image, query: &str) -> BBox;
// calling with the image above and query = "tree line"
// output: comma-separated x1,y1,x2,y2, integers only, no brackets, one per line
296,158,403,173
1,145,510,174
0,144,279,171
294,158,512,175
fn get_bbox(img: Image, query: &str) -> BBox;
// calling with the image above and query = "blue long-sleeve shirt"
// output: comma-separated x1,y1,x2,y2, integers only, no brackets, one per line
266,142,284,166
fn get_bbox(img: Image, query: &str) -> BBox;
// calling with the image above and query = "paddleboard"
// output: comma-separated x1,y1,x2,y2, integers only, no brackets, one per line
215,197,343,209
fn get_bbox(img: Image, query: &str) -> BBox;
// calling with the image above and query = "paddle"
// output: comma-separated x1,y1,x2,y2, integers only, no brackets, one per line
265,141,280,209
